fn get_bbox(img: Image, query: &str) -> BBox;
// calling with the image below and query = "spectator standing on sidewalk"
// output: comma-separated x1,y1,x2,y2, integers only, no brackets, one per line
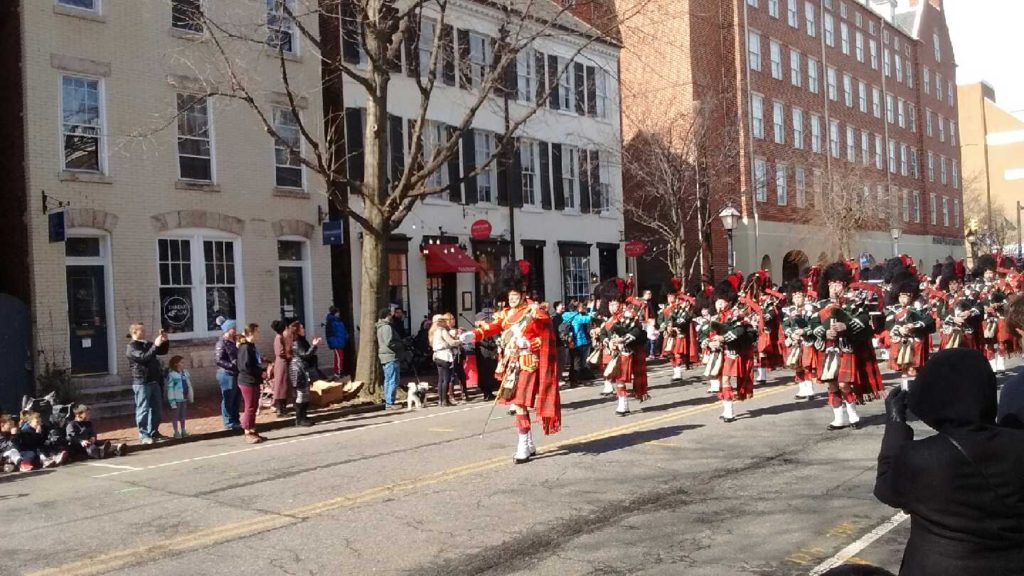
874,348,1024,575
164,355,191,438
376,308,404,410
270,319,292,418
289,320,321,427
214,320,242,431
563,301,595,383
237,323,266,444
324,306,349,378
126,323,169,444
431,315,461,407
552,301,570,385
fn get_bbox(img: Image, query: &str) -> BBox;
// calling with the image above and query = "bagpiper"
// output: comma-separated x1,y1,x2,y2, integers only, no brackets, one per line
975,254,1012,374
936,259,982,350
815,262,884,430
595,278,650,416
658,277,697,382
706,273,757,423
884,272,936,390
692,294,718,394
471,261,561,464
748,270,784,386
781,277,822,400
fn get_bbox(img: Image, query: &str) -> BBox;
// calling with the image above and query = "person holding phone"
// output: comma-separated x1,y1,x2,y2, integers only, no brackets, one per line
126,323,169,444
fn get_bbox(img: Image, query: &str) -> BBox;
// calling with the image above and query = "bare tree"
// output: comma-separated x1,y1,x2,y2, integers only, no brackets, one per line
806,159,888,261
162,0,637,395
620,100,740,281
961,169,1014,250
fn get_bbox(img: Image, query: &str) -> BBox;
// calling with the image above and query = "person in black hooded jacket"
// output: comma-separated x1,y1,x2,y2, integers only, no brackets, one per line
874,348,1024,575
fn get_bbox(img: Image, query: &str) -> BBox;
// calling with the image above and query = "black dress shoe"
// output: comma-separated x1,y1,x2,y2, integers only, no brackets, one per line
826,423,848,431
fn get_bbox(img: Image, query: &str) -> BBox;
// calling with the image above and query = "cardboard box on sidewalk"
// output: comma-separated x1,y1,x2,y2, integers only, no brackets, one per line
310,378,364,408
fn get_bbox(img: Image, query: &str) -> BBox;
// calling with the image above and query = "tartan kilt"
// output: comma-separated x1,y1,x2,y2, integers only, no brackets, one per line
801,345,822,377
837,345,883,400
889,339,928,371
608,352,649,399
502,368,541,408
671,333,691,358
756,331,784,369
940,330,976,351
997,319,1015,344
720,351,754,401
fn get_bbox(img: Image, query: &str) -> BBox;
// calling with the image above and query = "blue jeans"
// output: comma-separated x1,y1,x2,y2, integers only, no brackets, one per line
217,369,241,429
383,360,400,406
133,381,162,440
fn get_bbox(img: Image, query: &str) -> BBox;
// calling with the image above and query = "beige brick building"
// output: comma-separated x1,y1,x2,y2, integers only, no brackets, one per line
1,0,332,413
957,81,1024,257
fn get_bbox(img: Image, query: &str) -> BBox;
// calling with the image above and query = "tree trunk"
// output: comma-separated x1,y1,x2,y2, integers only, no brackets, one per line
354,222,386,399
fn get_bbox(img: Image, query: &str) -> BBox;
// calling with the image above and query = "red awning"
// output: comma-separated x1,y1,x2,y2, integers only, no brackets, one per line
424,244,481,274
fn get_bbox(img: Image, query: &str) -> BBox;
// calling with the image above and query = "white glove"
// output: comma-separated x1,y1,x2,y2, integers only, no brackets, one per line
459,332,476,345
517,337,531,350
723,331,737,342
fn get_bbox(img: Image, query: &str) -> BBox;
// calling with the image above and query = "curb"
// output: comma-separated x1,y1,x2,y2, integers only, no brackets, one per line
115,401,383,454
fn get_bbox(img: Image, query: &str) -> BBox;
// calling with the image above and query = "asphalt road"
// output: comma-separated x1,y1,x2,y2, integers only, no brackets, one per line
3,359,1020,576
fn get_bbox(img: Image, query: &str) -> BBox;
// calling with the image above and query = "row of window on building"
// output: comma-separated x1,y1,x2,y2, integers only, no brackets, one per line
61,74,305,189
751,96,960,188
750,158,961,229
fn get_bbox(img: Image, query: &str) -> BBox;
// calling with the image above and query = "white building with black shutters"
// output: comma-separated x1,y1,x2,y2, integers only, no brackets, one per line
341,0,625,331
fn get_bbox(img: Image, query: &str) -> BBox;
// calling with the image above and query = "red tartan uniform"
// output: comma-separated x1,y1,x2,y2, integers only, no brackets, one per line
819,298,884,402
885,306,931,372
475,303,561,434
600,312,649,400
712,308,755,401
659,300,696,367
755,297,784,370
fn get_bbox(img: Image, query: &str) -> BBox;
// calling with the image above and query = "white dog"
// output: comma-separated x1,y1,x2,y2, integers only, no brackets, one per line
406,382,429,410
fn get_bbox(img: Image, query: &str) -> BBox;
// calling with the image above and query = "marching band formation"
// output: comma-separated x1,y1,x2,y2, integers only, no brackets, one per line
468,254,1023,464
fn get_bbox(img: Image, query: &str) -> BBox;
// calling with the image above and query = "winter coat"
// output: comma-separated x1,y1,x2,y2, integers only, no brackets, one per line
289,336,318,390
325,313,349,350
376,320,403,365
126,339,169,385
237,341,262,386
874,349,1024,576
166,370,187,405
272,333,291,401
66,420,96,445
214,337,239,375
561,311,594,348
431,328,459,364
17,424,46,452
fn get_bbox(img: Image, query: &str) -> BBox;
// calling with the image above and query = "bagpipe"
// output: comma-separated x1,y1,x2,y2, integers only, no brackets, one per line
493,306,538,401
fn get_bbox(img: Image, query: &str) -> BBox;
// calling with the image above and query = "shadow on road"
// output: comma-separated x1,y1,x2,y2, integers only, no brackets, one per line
637,394,718,414
0,468,56,486
541,424,702,458
741,398,826,420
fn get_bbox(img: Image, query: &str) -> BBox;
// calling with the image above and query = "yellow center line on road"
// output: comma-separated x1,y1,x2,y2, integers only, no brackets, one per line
29,384,796,576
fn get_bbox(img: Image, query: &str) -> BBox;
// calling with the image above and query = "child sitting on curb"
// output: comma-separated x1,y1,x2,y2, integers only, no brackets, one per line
19,411,69,469
1,415,28,472
66,404,127,460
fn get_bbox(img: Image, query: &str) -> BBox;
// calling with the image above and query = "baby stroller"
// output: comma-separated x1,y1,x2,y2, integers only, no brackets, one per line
259,369,276,411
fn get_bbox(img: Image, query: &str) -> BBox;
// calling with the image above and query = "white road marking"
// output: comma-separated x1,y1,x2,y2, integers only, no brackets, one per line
85,463,142,471
809,511,909,575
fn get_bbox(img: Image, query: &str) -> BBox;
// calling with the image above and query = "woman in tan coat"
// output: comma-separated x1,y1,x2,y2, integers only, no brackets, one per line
271,319,291,418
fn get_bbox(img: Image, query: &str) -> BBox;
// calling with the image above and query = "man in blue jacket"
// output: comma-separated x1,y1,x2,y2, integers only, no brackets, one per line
561,301,596,384
324,306,349,378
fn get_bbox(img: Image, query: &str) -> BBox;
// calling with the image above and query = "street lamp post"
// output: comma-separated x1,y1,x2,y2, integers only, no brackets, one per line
966,228,978,270
890,226,902,258
719,205,741,274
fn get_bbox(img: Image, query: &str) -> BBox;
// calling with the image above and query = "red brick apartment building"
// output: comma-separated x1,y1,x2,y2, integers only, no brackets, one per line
617,0,964,291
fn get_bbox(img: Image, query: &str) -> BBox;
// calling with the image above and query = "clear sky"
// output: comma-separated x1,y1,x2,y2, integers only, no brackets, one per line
945,0,1024,116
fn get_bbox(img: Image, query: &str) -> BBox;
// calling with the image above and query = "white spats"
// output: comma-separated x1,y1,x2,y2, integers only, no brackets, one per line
601,380,614,396
795,380,815,399
900,377,909,392
996,354,1006,373
616,394,629,416
755,367,767,383
828,406,848,430
707,379,721,394
720,400,735,422
514,432,532,463
525,430,537,456
844,402,861,427
672,366,683,381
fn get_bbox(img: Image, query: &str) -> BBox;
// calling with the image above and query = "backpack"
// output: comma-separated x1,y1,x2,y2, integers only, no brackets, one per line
558,318,576,347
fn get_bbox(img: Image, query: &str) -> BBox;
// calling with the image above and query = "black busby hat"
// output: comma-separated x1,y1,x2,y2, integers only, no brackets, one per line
888,271,921,302
595,277,629,303
782,278,806,297
499,260,531,295
712,273,742,305
818,262,853,298
973,254,997,278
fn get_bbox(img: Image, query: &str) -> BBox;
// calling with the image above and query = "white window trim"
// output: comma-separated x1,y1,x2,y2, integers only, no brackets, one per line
59,74,108,175
176,93,217,183
57,0,100,13
272,107,305,191
156,229,245,340
65,229,117,375
266,0,299,56
277,236,313,333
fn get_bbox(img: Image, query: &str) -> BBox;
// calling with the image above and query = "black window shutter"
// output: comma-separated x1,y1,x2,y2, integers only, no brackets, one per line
496,137,509,207
586,66,597,116
504,47,518,97
441,25,456,86
551,143,565,210
446,125,462,202
344,108,364,183
461,128,477,204
547,54,560,109
457,29,471,89
535,51,547,104
383,4,402,72
340,1,361,65
579,150,591,214
574,62,586,115
404,18,420,78
539,141,552,210
388,115,405,189
591,150,602,210
510,138,524,208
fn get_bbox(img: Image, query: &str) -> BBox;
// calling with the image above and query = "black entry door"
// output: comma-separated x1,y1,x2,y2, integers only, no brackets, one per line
426,273,458,316
66,265,109,375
